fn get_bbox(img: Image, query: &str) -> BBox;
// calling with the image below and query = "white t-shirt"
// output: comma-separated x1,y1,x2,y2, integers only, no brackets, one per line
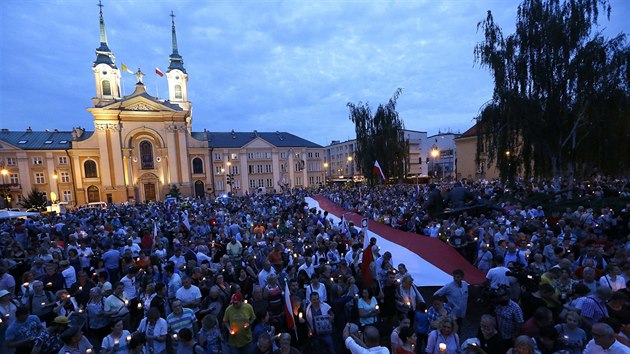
120,276,137,299
486,266,511,289
176,285,202,312
61,267,77,288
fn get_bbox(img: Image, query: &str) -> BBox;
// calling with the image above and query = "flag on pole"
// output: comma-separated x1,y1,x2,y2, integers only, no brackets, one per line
373,160,387,181
121,63,134,74
155,67,164,77
360,217,373,288
181,210,191,231
283,281,298,339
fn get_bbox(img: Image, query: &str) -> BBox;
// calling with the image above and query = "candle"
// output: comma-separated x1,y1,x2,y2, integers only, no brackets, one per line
439,343,447,352
78,308,84,313
114,339,119,345
230,329,236,335
125,300,129,306
243,322,249,329
298,312,303,319
0,318,3,324
137,303,143,309
41,302,46,306
244,299,248,304
330,277,334,282
78,286,83,291
86,349,93,354
127,335,132,341
172,334,178,340
23,282,29,288
46,282,53,287
375,305,379,310
293,253,297,258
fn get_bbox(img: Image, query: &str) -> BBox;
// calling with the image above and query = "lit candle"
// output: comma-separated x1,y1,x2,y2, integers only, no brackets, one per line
78,308,84,313
127,335,132,341
439,343,447,353
172,333,178,340
293,253,297,258
298,312,303,319
114,339,119,345
0,318,3,324
41,302,46,306
375,305,379,310
230,329,236,335
46,282,53,287
243,322,249,329
330,277,334,282
125,300,129,306
86,349,93,354
78,286,83,291
23,282,29,288
244,299,248,304
137,303,143,309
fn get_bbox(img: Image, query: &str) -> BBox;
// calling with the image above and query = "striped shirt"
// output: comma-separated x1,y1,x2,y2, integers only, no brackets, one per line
167,308,196,332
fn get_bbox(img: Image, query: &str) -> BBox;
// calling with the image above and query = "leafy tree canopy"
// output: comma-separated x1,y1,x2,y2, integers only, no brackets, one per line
475,0,630,180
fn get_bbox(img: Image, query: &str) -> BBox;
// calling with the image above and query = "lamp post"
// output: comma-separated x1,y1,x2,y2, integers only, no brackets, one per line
0,168,8,208
323,162,329,186
430,148,440,180
226,161,233,193
51,172,59,203
347,155,353,182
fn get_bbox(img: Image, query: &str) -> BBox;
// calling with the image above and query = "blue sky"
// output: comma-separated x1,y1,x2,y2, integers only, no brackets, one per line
1,0,628,146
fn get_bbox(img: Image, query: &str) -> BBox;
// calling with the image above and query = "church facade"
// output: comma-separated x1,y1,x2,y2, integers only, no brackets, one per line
0,7,325,207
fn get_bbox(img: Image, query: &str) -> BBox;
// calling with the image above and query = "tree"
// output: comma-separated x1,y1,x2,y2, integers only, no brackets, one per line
348,88,409,183
474,0,630,181
20,188,47,211
169,184,181,199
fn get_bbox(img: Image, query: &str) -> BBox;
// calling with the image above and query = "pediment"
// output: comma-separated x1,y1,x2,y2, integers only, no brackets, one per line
243,137,275,149
119,96,177,112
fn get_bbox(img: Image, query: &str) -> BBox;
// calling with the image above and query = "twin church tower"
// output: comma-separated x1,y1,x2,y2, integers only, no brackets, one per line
92,1,189,109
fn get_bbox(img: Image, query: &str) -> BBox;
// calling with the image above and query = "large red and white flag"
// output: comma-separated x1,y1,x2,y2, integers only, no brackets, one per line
373,160,386,181
155,67,164,77
283,281,298,339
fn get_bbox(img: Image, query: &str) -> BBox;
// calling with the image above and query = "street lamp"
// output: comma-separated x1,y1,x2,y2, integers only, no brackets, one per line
323,162,329,185
0,168,8,207
346,155,353,180
430,148,440,179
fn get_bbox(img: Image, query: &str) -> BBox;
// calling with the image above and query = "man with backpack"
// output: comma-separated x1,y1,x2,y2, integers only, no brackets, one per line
26,280,56,325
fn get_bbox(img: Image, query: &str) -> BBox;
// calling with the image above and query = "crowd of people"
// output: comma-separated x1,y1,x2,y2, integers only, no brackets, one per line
0,177,627,354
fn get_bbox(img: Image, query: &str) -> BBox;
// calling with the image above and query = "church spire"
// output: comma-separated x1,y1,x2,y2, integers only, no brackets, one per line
93,0,116,68
167,11,186,73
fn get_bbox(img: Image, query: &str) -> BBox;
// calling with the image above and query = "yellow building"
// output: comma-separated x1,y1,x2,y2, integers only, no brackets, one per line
454,124,499,181
0,7,324,207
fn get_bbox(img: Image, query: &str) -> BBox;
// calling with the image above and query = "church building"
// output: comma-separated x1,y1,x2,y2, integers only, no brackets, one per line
0,5,325,207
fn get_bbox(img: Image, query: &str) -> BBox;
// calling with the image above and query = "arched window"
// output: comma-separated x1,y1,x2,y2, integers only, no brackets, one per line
194,180,205,198
174,84,182,99
87,185,100,203
102,80,111,96
140,141,154,170
84,160,98,178
192,157,204,174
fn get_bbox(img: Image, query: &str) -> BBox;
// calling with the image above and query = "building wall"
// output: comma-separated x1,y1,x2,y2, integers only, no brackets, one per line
455,136,500,181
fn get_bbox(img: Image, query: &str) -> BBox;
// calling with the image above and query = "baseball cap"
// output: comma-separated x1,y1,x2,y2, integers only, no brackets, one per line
231,292,243,304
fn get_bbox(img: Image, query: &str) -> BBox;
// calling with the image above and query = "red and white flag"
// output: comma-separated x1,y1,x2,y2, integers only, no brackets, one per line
283,281,298,339
373,160,387,181
155,67,164,77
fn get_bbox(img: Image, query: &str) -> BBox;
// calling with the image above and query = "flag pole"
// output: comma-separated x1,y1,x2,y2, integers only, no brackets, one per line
155,68,159,98
121,72,126,97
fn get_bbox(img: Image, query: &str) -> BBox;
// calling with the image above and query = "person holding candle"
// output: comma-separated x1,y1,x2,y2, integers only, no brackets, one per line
57,325,94,354
86,287,110,344
223,292,256,354
26,280,56,325
101,319,131,353
357,288,379,328
167,300,198,351
53,289,79,318
136,307,168,354
397,326,418,354
104,282,129,329
426,316,460,354
553,311,586,354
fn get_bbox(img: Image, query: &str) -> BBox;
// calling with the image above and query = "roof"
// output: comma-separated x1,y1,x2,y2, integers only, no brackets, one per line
191,131,322,149
456,123,480,139
0,130,93,150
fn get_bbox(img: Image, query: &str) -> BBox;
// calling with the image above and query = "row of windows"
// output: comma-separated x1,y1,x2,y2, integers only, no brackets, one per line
2,156,69,166
212,151,321,161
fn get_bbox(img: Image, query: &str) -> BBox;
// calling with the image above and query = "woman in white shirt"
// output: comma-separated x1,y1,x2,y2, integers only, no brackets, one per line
602,264,626,292
357,288,379,327
101,319,132,354
136,307,168,354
